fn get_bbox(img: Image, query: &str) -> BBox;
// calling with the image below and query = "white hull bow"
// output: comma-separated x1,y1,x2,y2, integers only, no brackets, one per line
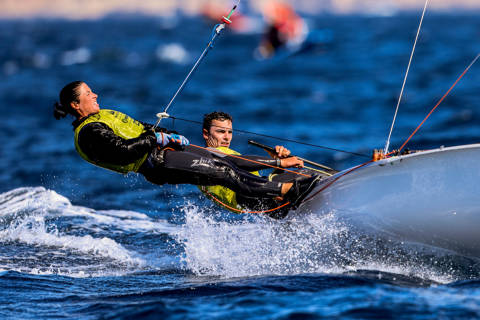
299,143,480,258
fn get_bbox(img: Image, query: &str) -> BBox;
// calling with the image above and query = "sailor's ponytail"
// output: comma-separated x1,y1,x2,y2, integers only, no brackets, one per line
53,102,68,120
53,80,83,120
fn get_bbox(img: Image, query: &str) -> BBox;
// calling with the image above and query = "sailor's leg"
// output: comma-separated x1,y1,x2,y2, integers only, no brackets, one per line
269,168,325,183
160,149,283,198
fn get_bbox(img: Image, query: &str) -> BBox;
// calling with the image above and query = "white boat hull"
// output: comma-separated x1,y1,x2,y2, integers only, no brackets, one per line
298,144,480,258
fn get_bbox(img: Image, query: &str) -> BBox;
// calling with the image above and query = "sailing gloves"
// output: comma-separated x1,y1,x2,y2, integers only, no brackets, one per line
155,132,190,147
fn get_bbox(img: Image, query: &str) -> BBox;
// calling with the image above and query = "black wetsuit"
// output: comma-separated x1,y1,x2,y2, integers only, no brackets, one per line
235,167,319,219
73,119,284,198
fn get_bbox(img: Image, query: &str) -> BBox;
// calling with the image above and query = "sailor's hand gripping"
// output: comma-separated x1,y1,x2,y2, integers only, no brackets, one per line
265,145,303,168
155,132,190,147
280,157,304,168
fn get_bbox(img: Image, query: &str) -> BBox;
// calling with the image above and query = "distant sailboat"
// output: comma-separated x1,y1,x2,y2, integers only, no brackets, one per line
254,0,309,60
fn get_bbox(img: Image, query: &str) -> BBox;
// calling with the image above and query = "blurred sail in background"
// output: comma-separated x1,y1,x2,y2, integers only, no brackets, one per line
0,0,479,19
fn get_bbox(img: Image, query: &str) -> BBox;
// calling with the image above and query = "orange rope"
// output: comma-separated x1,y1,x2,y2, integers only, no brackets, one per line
397,53,480,154
303,160,373,203
203,189,291,214
189,144,312,177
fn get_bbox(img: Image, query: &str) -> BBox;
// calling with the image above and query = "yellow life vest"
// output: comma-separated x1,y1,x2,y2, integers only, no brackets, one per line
198,146,259,212
74,109,149,174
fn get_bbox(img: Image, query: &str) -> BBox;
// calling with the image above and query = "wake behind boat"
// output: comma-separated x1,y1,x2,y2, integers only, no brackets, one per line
296,143,480,258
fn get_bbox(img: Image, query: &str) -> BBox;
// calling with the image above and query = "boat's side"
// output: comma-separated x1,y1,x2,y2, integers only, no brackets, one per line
298,143,480,257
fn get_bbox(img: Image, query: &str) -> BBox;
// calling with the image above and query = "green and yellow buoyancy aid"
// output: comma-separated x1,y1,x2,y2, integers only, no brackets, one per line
74,109,149,174
198,146,260,211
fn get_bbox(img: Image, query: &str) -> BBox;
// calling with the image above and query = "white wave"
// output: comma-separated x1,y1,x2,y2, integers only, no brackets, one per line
0,187,462,281
0,214,144,265
81,209,177,234
0,186,70,218
60,47,91,66
0,187,179,276
155,43,190,65
0,186,176,234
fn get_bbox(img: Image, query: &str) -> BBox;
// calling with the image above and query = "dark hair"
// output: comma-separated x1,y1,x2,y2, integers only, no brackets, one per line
53,80,84,120
203,111,233,131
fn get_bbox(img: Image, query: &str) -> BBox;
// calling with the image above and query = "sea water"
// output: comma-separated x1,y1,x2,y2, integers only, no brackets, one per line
1,14,480,319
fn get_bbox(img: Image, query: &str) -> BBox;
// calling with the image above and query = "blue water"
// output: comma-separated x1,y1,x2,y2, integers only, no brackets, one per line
1,13,480,319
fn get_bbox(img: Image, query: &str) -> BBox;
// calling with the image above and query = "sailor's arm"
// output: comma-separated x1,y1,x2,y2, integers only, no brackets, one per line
232,145,302,170
229,154,303,171
77,122,156,165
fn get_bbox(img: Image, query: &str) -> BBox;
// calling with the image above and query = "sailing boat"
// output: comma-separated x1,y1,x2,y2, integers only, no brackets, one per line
293,2,480,258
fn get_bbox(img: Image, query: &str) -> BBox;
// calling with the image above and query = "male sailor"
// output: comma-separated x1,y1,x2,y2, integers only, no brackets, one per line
198,111,319,218
53,81,317,204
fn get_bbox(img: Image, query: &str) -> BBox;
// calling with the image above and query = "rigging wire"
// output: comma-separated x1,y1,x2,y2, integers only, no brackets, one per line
153,1,240,130
394,53,480,154
303,160,373,203
167,116,370,158
383,0,429,155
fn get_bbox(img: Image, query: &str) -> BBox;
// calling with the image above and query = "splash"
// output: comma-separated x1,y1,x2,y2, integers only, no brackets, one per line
175,204,347,277
174,204,475,283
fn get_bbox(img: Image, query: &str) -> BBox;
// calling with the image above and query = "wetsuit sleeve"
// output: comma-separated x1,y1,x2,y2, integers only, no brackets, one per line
77,122,156,165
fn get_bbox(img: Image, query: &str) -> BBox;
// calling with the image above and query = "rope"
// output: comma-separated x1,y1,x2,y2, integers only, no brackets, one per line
384,0,429,154
153,2,240,130
395,53,480,154
303,160,373,203
302,165,334,176
167,116,369,158
203,189,291,214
